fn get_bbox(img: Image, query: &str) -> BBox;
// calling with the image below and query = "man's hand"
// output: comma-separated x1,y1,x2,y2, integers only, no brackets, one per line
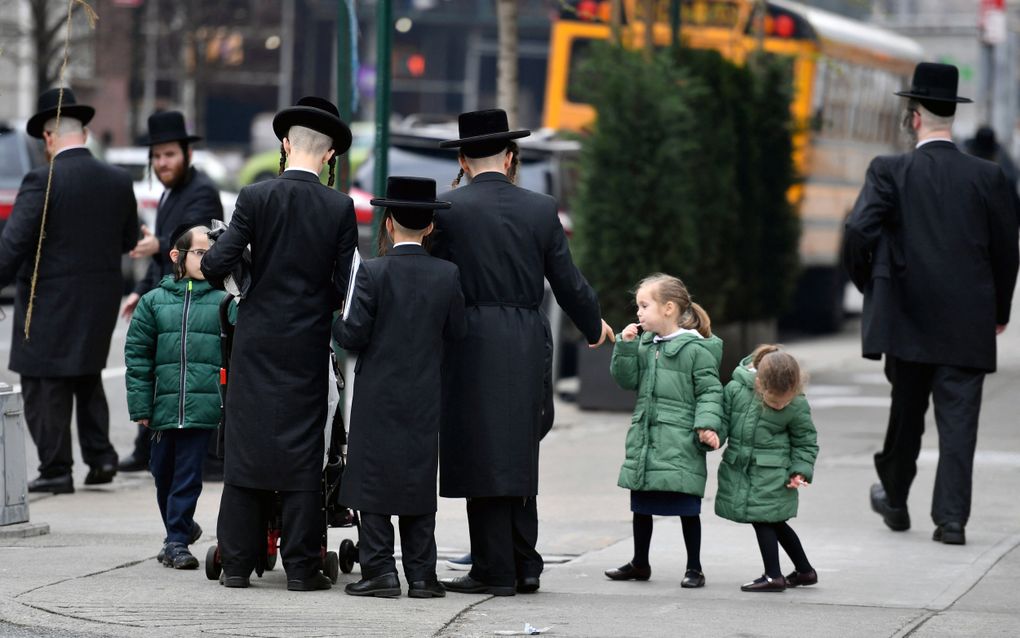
589,319,616,349
786,474,809,489
621,323,640,342
130,225,160,259
697,429,719,450
121,292,140,320
138,419,150,427
996,324,1008,335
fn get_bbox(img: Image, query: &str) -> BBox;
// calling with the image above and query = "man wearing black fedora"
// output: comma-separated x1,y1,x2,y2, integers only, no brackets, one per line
844,63,1019,545
335,176,466,599
201,96,358,591
432,109,614,595
0,87,138,494
118,110,224,476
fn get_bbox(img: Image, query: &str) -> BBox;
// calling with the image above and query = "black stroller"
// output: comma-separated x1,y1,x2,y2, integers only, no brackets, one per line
204,295,360,583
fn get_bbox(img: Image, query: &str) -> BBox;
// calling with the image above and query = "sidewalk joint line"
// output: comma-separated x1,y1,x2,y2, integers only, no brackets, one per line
432,595,493,638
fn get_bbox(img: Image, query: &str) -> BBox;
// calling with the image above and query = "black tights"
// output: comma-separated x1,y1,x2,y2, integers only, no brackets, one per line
631,514,702,571
751,521,812,578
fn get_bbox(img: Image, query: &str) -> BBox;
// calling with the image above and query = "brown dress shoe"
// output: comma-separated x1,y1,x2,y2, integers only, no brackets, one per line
740,574,787,592
604,562,651,581
785,569,818,587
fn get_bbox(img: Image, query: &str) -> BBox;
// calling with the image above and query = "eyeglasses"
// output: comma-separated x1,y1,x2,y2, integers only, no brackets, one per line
182,249,207,257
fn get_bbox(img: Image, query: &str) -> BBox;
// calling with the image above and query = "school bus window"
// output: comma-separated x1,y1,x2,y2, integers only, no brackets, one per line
566,38,593,104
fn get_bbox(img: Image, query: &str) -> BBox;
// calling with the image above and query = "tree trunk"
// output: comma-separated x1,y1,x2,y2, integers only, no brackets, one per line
610,0,622,46
496,0,519,128
642,0,655,61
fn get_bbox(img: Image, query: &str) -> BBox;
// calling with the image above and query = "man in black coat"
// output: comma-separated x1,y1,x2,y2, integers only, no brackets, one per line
0,88,137,494
433,110,614,595
201,96,358,591
844,63,1019,545
335,177,466,599
118,110,224,474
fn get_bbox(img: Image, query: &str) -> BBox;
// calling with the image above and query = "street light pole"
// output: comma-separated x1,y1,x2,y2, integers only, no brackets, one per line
336,0,354,192
371,0,392,256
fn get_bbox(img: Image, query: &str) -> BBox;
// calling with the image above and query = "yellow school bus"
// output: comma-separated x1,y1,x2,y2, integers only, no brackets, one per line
545,0,923,330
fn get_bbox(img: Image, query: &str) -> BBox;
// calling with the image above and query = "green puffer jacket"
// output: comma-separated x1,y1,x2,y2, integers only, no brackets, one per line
714,355,819,523
610,330,724,496
125,276,235,431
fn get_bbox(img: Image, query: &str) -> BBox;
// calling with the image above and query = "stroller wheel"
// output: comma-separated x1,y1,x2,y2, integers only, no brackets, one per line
339,538,357,574
325,551,340,584
205,545,221,581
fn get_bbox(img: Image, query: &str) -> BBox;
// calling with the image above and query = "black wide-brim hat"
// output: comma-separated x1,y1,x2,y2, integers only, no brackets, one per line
26,87,95,139
895,62,972,116
438,109,530,152
371,176,450,230
145,110,202,146
273,96,352,154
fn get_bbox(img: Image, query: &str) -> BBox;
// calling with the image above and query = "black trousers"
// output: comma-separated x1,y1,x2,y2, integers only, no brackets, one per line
467,496,542,587
217,484,323,580
21,374,117,478
876,357,985,526
359,512,437,582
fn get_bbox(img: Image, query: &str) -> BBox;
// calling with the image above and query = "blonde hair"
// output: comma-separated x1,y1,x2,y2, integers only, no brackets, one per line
751,344,803,396
44,117,84,136
637,273,712,337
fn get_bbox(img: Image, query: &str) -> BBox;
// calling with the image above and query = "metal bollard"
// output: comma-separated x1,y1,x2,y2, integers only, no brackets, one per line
0,383,29,526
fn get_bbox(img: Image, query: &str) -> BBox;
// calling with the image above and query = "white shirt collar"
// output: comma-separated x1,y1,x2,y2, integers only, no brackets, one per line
284,167,320,178
392,241,422,247
652,327,702,343
53,144,87,157
916,137,954,149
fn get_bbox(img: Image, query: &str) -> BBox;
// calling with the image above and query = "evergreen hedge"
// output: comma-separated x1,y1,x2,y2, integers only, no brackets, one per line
572,44,799,331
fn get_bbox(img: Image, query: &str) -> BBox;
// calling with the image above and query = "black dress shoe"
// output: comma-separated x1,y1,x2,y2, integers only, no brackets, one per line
604,562,651,581
345,572,401,597
117,454,148,472
870,483,910,531
740,574,787,592
516,576,540,593
28,475,74,494
84,464,117,486
440,575,515,596
219,572,250,588
408,579,446,598
288,572,332,591
785,569,818,587
933,522,966,545
681,569,705,588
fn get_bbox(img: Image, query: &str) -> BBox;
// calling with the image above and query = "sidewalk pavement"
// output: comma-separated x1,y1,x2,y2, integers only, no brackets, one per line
1,319,1019,637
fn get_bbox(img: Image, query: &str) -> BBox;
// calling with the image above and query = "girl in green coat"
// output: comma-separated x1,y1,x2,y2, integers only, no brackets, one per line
125,225,233,570
604,274,724,589
715,345,819,593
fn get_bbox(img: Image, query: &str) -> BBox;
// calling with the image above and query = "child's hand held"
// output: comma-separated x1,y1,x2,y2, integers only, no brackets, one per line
697,428,719,450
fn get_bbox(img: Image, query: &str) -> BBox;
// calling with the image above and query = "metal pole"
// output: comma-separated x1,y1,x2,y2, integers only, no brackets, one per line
371,0,392,256
140,0,158,135
336,0,353,192
278,0,295,111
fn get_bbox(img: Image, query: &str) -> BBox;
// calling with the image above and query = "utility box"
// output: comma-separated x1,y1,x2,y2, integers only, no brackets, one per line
0,383,29,526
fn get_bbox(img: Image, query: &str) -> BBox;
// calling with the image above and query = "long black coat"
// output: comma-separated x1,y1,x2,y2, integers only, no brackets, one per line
432,172,602,498
0,148,137,377
135,167,223,295
201,170,358,491
843,141,1019,372
334,244,466,515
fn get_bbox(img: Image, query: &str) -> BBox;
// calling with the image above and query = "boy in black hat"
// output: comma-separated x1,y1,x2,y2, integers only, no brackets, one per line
119,110,224,478
202,96,358,591
334,176,466,598
845,62,1019,545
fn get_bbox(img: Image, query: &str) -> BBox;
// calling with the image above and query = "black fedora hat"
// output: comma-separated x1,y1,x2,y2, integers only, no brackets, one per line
273,96,352,154
26,87,95,139
438,109,530,153
371,177,450,230
895,62,972,116
144,111,202,146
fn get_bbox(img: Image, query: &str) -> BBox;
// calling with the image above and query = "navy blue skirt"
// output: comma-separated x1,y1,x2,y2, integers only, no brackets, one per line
631,490,701,516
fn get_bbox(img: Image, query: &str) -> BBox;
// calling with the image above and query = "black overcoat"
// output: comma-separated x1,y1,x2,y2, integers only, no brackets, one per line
334,244,466,515
432,172,602,498
201,170,358,491
843,141,1019,372
0,148,137,377
135,167,223,295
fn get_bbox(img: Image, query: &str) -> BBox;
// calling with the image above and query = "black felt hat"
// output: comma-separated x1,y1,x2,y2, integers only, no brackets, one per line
371,176,450,230
895,62,972,117
144,111,202,146
438,109,530,157
26,87,95,139
273,96,352,154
